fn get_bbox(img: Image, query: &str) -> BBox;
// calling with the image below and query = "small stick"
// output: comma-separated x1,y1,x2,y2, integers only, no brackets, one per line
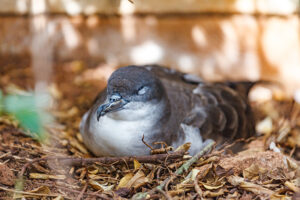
155,188,173,200
76,182,88,200
0,185,68,198
141,135,154,150
40,183,110,199
76,167,88,200
132,140,215,200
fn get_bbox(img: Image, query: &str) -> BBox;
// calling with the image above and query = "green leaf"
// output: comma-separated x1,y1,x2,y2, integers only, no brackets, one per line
3,93,51,142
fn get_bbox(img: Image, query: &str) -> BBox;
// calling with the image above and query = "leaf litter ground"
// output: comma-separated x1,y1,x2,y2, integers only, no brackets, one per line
0,62,299,199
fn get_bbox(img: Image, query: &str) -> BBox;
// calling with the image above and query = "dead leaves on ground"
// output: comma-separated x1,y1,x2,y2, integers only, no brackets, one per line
0,65,300,199
0,101,299,199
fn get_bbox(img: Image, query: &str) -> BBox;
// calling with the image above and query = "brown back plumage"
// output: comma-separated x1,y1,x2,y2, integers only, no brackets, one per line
144,65,256,145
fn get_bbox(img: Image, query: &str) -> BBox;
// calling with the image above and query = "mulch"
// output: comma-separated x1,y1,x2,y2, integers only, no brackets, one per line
0,61,299,199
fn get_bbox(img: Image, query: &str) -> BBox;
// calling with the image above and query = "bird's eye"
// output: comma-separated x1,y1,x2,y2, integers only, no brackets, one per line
137,86,148,95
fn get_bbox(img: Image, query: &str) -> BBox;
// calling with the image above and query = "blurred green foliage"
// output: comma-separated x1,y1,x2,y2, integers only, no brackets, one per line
0,90,51,142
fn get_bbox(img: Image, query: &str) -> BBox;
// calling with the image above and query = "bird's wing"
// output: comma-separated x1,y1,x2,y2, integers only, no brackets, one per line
180,83,255,144
142,65,255,143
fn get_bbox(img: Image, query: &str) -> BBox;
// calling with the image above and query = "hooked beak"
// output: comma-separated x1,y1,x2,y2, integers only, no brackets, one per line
96,94,128,121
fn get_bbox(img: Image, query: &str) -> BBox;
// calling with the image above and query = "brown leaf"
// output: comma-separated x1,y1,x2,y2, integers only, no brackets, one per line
69,138,88,154
243,164,267,180
126,170,150,189
284,181,300,193
203,189,225,197
89,179,114,191
200,181,225,190
53,196,64,200
227,176,274,196
117,173,133,189
194,163,213,180
29,173,66,180
28,186,51,194
14,186,51,198
133,159,141,170
175,142,191,152
32,163,50,174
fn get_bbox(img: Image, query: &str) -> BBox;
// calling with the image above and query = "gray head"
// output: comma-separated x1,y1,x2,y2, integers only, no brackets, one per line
97,66,166,120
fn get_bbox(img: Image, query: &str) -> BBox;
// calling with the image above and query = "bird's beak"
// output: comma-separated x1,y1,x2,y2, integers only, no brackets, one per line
96,95,128,121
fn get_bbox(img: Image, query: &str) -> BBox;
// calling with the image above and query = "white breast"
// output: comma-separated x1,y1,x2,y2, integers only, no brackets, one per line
83,101,165,156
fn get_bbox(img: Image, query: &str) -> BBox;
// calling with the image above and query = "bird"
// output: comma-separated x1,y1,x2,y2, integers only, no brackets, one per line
80,65,255,156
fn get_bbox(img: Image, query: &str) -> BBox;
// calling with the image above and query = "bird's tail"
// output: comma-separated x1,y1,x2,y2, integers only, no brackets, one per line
224,80,279,99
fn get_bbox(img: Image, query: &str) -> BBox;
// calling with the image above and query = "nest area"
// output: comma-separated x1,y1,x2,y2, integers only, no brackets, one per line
0,63,299,200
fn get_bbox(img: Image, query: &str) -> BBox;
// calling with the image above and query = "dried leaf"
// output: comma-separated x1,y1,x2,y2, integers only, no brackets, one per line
194,163,213,180
175,142,191,152
32,163,50,174
292,178,300,187
52,107,79,119
176,168,200,188
28,186,51,194
243,164,267,180
203,189,225,197
228,176,274,196
191,169,200,181
29,173,66,180
89,179,114,191
87,166,99,175
277,121,291,143
198,156,220,166
134,159,141,170
284,181,300,193
69,138,88,154
200,181,225,190
53,196,64,200
270,193,292,200
126,170,150,189
286,157,298,170
14,186,51,198
117,173,133,189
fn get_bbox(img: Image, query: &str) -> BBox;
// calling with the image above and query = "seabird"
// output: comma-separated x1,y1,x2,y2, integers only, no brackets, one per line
80,65,255,156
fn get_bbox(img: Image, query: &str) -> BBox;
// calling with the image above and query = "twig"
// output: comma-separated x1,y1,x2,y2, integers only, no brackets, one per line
0,185,68,198
207,137,256,157
76,182,88,200
142,135,173,154
155,188,173,200
166,140,215,178
132,140,215,200
142,135,154,150
40,183,110,199
19,150,186,178
76,167,88,200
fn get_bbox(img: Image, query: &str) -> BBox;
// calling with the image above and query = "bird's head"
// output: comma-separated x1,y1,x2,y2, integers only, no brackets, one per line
97,66,166,121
